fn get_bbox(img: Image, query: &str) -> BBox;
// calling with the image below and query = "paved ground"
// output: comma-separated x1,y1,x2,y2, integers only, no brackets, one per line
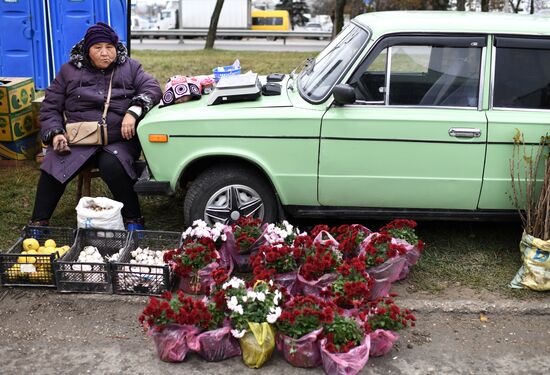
0,283,548,375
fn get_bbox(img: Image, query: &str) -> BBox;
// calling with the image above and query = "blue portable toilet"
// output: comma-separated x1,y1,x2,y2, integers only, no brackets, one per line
48,0,129,82
0,0,51,89
96,0,129,47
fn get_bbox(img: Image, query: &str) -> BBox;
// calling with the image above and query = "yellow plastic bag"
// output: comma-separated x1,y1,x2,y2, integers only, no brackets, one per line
510,233,550,291
239,322,275,368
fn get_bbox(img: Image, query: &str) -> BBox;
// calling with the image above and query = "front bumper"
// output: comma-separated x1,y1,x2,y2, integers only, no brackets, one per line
133,162,173,196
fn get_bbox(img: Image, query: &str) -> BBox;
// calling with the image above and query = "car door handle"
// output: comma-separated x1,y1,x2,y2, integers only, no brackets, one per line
448,128,481,138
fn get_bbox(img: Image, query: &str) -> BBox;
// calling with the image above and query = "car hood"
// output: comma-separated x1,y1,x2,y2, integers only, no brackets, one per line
141,76,293,123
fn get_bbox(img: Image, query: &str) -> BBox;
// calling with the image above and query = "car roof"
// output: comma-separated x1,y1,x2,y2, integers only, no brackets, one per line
354,11,550,37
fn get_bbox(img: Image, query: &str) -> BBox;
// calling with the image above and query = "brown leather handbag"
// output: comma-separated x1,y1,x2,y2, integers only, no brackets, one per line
66,71,113,146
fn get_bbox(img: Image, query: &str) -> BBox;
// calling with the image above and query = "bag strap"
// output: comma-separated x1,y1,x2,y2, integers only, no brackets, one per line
100,70,115,125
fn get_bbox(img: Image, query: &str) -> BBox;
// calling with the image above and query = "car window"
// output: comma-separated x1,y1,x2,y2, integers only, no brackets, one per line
493,37,550,110
349,37,483,107
298,24,369,102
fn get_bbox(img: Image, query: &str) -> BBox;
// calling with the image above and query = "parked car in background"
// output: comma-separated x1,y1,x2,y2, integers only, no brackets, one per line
136,11,550,226
304,22,326,39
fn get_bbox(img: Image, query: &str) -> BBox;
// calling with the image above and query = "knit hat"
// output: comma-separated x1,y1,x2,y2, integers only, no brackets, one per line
84,22,119,53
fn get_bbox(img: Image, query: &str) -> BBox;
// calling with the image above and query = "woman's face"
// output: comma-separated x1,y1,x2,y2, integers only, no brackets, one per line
88,42,116,69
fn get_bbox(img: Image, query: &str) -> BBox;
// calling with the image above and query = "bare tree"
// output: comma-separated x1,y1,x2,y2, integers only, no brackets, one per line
481,0,489,11
205,0,225,50
457,0,466,10
508,0,523,12
333,0,347,37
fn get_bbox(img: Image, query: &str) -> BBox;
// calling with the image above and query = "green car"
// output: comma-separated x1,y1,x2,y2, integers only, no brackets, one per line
137,11,550,226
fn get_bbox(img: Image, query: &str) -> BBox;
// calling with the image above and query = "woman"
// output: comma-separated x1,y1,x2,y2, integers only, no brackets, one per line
30,22,162,230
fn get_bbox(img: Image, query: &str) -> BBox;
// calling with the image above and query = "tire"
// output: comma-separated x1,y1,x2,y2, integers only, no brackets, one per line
183,165,278,227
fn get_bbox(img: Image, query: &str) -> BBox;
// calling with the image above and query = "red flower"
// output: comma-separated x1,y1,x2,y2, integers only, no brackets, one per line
298,243,341,281
165,237,219,277
275,295,337,339
232,217,264,253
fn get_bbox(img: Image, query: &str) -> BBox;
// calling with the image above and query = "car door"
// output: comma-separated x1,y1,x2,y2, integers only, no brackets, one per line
479,35,550,209
318,35,488,210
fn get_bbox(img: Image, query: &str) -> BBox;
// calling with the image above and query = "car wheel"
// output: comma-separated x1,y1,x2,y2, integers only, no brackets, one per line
183,165,278,226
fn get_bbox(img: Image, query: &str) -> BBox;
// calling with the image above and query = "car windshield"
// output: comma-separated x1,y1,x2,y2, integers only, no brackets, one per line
298,23,369,102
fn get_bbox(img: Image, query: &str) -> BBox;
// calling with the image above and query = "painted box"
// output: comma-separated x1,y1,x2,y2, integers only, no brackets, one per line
0,132,39,160
0,77,35,114
0,107,38,142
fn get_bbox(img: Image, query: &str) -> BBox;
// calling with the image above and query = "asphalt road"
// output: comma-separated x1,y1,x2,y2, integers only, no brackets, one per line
130,37,329,52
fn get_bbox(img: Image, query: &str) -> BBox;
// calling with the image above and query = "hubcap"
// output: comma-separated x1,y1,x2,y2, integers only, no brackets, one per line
204,184,264,225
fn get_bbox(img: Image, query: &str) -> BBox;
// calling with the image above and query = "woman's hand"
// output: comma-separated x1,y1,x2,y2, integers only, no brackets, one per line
121,113,137,140
52,134,70,154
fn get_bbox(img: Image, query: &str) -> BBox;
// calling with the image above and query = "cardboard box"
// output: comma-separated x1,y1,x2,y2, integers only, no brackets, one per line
0,132,40,160
0,77,35,114
32,96,45,129
0,107,38,142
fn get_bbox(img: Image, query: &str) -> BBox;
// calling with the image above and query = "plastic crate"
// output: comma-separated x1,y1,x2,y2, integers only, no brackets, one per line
112,230,180,296
0,226,76,287
55,228,128,293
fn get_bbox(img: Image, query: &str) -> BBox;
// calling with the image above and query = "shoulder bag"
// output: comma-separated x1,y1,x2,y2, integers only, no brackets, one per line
66,70,114,146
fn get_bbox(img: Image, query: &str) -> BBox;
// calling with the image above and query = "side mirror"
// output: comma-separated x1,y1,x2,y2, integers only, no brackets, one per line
332,84,356,105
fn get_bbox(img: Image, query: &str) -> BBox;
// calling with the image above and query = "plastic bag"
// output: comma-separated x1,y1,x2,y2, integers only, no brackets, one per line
396,238,421,280
176,261,219,295
319,336,371,375
296,270,337,297
239,322,276,368
151,324,200,362
76,196,124,230
368,276,392,301
369,329,399,357
274,270,298,295
197,325,241,362
223,225,267,272
276,328,323,368
366,255,406,283
510,232,550,291
313,230,340,249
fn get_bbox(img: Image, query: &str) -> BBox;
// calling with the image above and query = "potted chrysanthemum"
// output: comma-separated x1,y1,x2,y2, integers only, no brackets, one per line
319,313,371,375
360,295,416,357
379,219,424,280
275,295,336,368
139,291,210,362
222,277,283,368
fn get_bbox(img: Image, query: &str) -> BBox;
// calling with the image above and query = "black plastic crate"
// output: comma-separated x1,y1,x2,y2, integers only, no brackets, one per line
112,230,180,296
55,228,129,293
0,226,76,287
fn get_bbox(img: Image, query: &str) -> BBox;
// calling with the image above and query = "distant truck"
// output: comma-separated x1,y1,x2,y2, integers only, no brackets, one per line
154,0,251,29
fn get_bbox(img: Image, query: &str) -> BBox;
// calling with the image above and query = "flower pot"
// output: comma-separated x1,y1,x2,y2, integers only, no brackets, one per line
239,322,276,368
151,324,200,362
369,329,399,357
276,329,323,368
197,326,241,362
319,336,371,375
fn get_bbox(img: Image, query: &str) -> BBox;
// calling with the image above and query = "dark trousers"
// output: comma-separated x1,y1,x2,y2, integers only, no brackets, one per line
31,151,141,221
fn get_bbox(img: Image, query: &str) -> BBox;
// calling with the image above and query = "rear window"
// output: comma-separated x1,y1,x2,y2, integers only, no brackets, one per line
493,37,550,110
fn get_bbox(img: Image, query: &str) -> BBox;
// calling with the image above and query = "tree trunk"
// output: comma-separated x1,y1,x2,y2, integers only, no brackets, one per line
457,0,466,10
530,0,535,14
205,0,225,50
333,0,347,38
481,0,489,11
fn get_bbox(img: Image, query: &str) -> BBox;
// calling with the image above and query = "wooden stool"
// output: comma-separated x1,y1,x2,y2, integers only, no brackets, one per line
76,167,101,202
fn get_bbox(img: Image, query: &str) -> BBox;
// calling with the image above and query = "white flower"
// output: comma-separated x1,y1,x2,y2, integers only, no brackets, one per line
273,290,282,306
242,296,248,302
222,276,245,290
269,280,274,286
234,305,244,315
256,292,266,302
193,219,208,227
231,329,247,338
227,296,239,311
247,291,257,300
266,307,282,324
